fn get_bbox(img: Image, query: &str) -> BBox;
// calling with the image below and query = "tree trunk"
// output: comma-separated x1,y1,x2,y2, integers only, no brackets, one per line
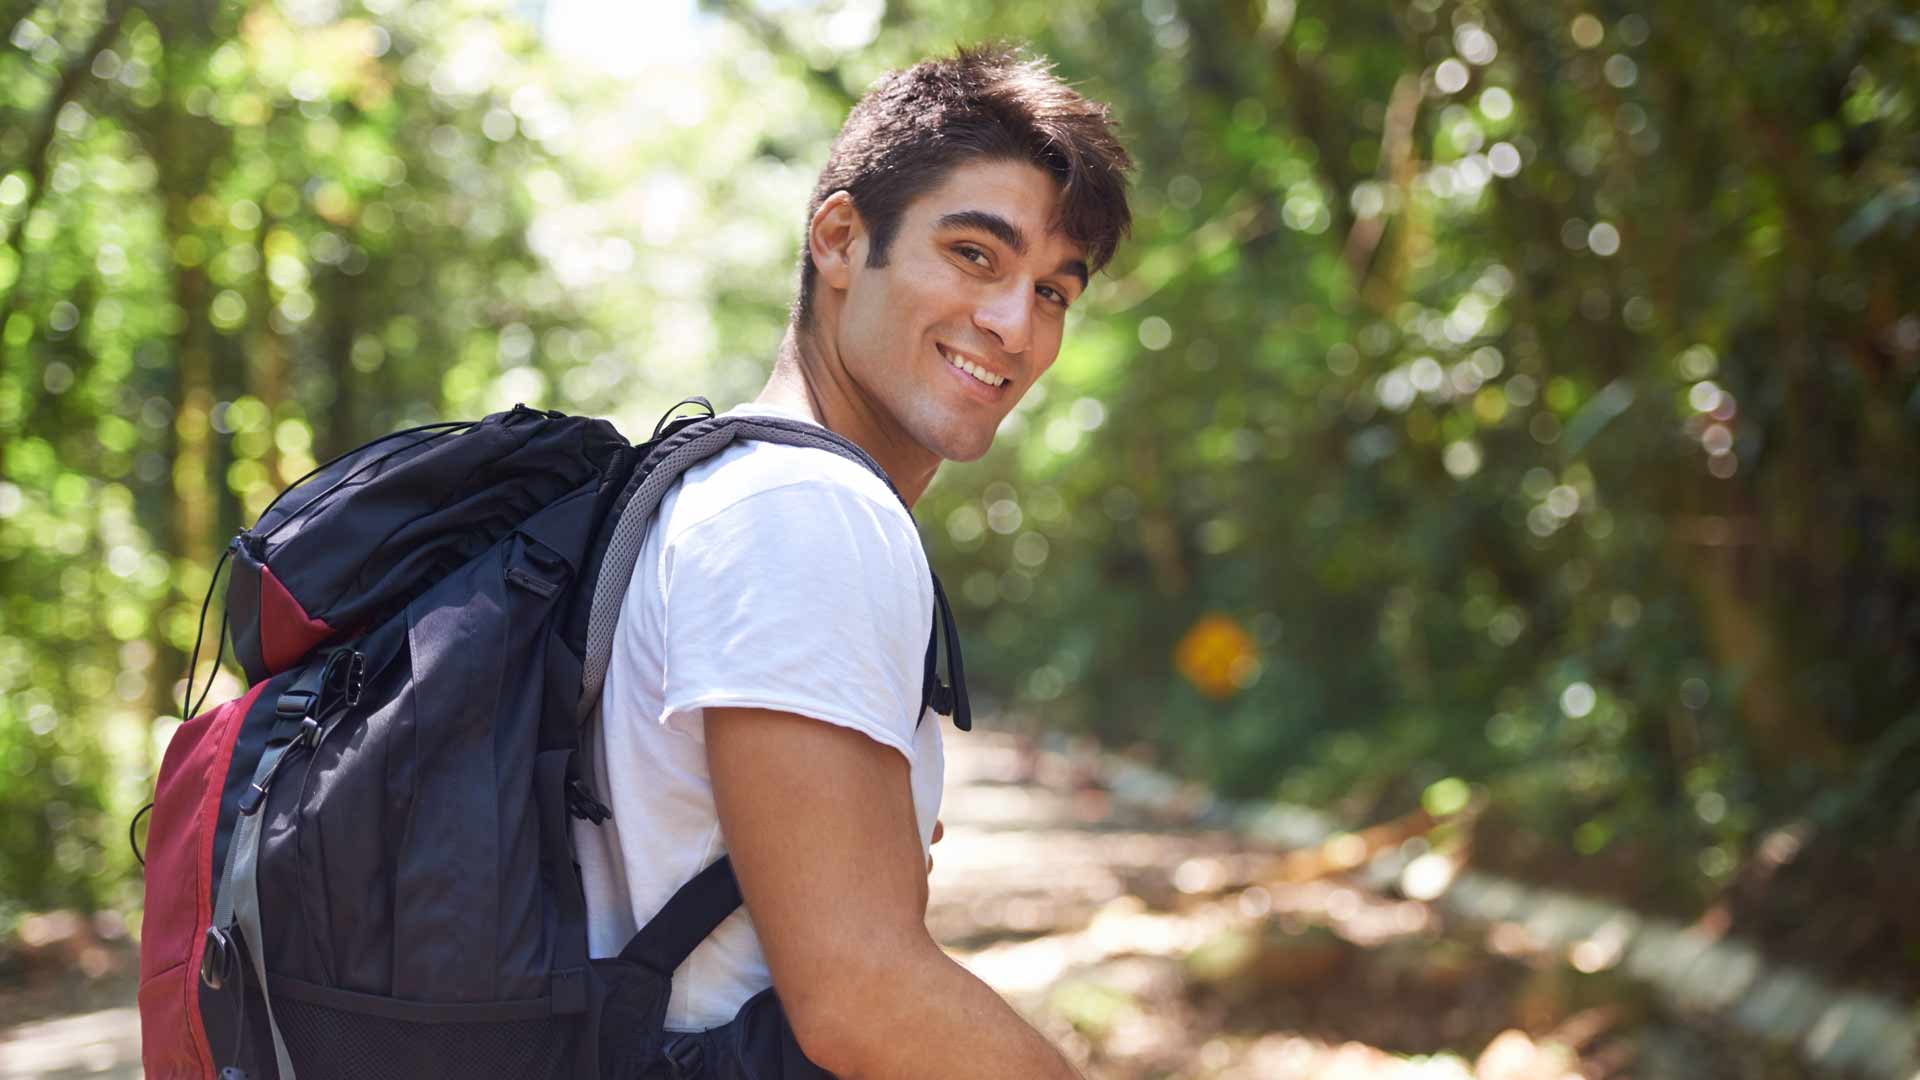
141,0,238,727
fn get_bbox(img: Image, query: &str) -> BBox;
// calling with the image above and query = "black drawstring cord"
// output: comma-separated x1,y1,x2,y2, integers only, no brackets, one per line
181,541,236,724
138,424,474,867
651,396,715,440
134,540,238,867
128,802,152,867
188,604,232,722
259,421,476,542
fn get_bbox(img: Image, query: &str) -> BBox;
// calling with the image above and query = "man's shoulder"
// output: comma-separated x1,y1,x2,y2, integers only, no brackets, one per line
663,427,917,548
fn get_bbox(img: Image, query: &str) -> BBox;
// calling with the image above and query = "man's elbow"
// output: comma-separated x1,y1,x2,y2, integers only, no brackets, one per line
779,938,942,1077
786,1010,869,1079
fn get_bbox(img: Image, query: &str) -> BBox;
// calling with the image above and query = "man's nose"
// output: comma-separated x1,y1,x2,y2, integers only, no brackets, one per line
973,280,1033,356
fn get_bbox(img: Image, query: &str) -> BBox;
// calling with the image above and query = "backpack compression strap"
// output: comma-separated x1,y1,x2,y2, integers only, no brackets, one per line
577,413,970,730
207,658,348,1080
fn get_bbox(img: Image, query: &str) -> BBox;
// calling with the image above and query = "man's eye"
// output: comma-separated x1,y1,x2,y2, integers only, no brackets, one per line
1039,285,1070,307
955,245,989,265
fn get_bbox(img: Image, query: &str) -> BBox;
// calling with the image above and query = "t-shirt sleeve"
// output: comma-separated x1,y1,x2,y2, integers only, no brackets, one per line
654,479,933,761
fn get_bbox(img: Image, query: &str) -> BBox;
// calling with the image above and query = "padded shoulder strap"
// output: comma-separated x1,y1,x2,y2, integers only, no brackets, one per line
577,414,908,722
586,413,972,979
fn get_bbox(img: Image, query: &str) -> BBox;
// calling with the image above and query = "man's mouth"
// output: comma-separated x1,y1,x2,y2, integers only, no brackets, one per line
938,344,1008,388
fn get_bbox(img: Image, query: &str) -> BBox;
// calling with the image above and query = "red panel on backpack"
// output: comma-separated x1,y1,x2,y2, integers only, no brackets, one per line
138,682,267,1079
259,563,332,675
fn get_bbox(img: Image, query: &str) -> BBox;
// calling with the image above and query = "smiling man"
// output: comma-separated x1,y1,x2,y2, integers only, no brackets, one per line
576,47,1131,1077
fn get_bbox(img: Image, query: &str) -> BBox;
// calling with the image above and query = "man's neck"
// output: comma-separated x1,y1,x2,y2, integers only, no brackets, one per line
756,324,941,507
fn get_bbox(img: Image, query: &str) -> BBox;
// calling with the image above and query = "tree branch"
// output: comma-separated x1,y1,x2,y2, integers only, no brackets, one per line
1346,71,1422,310
1245,8,1426,313
1271,43,1360,250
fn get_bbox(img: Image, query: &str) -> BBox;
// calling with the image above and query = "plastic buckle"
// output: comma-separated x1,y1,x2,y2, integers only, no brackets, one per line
200,925,234,990
343,651,364,706
322,649,366,707
662,1035,704,1079
566,779,612,825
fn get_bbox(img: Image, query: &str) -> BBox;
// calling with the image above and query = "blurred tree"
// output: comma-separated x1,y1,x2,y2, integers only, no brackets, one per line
828,0,1920,920
0,0,593,912
0,0,1915,972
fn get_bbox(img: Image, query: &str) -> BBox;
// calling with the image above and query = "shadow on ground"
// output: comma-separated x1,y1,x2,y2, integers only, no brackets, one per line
3,733,1904,1079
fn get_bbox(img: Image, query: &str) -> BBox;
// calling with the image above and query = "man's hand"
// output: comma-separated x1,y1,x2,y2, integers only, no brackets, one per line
707,708,1082,1080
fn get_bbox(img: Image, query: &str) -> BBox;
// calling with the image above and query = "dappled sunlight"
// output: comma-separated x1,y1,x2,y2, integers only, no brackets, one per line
1,1,1916,1075
926,735,1920,1079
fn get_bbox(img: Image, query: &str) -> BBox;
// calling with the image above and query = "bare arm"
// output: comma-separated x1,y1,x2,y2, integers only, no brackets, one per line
706,706,1082,1080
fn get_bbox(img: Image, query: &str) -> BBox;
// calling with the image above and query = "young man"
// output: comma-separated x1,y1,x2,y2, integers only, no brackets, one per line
575,47,1132,1077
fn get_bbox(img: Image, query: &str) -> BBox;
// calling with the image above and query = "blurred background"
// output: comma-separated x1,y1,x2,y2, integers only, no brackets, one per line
1,0,1917,1077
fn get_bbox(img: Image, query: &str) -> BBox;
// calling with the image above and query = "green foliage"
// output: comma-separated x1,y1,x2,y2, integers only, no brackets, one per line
0,0,1915,919
891,0,1920,901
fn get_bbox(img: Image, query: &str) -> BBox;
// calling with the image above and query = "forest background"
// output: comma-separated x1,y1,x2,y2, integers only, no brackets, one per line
1,0,1917,1011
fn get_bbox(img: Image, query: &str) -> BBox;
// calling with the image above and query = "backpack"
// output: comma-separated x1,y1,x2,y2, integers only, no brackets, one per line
135,400,972,1080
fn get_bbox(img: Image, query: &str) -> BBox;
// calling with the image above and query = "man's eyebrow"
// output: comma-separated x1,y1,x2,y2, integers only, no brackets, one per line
935,210,1089,289
935,210,1028,254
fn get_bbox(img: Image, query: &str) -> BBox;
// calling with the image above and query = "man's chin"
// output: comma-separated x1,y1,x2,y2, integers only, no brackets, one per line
943,441,993,464
929,422,997,463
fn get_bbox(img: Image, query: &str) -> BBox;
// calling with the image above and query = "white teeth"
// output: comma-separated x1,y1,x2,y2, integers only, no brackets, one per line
942,347,1006,388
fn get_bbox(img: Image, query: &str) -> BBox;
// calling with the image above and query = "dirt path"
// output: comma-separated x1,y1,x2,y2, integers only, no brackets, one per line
931,736,1527,1079
0,1010,139,1080
6,733,1901,1078
1,732,1304,1078
935,736,1906,1079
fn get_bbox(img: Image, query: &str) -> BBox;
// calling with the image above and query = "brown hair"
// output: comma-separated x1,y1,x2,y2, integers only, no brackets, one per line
793,45,1134,328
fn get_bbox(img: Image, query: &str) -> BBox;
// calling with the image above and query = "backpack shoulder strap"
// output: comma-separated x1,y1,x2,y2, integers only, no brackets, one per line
580,414,880,719
617,855,743,975
578,413,966,726
584,412,972,981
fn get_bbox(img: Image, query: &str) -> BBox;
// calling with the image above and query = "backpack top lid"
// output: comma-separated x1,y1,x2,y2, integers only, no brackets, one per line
225,406,628,685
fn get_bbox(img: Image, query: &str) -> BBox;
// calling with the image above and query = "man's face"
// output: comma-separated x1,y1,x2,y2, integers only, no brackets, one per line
830,158,1090,463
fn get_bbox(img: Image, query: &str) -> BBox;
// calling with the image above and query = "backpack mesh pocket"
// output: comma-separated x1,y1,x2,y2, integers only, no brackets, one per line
273,995,577,1080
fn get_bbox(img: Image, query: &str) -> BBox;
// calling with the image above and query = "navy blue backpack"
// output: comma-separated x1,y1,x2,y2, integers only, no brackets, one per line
136,401,970,1080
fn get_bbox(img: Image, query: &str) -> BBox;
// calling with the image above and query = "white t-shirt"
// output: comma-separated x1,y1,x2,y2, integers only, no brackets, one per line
574,403,945,1032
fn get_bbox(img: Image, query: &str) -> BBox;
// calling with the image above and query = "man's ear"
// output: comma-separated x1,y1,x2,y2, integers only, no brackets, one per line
808,191,865,292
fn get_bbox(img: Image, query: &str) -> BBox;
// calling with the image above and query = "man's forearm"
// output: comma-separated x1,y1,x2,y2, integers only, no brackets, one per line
797,937,1082,1080
705,709,1081,1077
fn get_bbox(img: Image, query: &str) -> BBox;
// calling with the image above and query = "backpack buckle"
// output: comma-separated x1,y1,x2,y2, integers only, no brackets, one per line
321,649,365,707
662,1035,704,1079
200,925,235,990
566,779,611,824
